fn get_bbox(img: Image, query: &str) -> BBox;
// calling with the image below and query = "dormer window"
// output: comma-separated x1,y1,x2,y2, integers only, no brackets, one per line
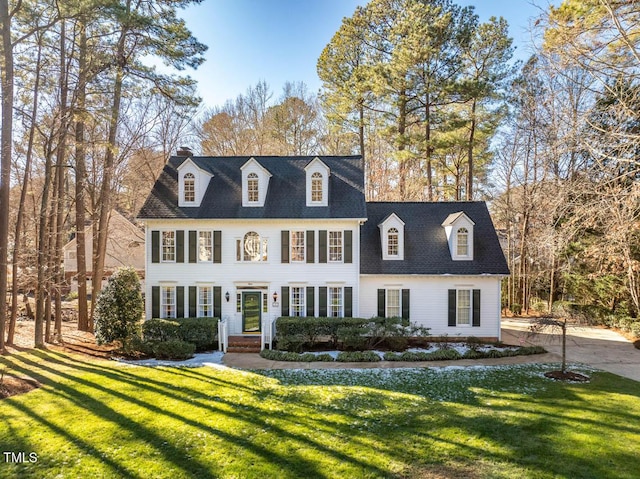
457,228,469,256
311,172,323,202
177,158,213,208
379,213,405,260
247,173,259,203
387,228,399,256
305,157,329,207
241,158,271,207
442,212,475,261
183,173,195,203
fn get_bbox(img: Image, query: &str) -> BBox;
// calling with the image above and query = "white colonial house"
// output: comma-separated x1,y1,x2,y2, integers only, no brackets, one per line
137,151,509,350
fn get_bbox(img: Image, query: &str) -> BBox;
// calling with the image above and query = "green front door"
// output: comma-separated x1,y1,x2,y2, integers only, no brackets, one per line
242,292,261,333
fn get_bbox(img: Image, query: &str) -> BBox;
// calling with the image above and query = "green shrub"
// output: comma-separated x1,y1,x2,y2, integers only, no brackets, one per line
464,336,482,351
428,349,461,360
152,340,195,360
485,349,504,358
462,349,485,359
511,303,522,315
516,345,547,355
337,325,370,350
94,267,144,352
314,353,335,362
142,319,181,343
175,317,218,351
336,351,381,362
276,335,306,353
384,335,409,351
383,352,402,361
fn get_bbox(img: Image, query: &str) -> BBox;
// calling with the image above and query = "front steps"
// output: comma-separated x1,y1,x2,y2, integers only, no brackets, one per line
227,335,261,353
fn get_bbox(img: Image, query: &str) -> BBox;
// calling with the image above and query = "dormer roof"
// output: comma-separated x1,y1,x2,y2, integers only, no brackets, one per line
240,157,273,177
361,202,509,275
441,211,475,227
137,155,366,220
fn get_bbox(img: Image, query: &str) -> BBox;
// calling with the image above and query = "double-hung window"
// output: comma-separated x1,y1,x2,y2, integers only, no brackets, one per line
198,286,213,317
290,287,305,317
290,231,305,262
161,286,176,318
457,289,471,325
311,172,323,202
162,231,175,262
457,228,469,256
386,289,401,317
329,231,342,262
199,231,212,262
387,228,399,257
329,287,343,317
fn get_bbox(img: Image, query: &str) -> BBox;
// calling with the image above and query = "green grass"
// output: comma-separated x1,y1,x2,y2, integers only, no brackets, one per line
0,351,639,478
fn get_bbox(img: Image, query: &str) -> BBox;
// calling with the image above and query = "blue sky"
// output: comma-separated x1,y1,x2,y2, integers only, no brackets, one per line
177,0,555,108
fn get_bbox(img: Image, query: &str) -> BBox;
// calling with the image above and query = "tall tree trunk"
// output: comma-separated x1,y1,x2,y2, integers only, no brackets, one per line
466,99,477,201
36,146,54,348
75,18,90,332
0,0,13,352
7,34,43,345
91,31,126,326
424,93,433,202
53,19,68,341
397,90,408,200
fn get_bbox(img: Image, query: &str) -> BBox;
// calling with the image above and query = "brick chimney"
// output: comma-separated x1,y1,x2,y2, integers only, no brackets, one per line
176,146,193,157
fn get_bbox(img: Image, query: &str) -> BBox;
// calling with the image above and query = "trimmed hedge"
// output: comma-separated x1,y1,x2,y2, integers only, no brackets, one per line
275,316,429,352
139,317,219,359
152,340,196,360
336,351,381,362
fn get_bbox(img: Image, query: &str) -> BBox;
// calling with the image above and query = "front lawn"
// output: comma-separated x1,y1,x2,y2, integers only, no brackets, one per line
0,351,639,478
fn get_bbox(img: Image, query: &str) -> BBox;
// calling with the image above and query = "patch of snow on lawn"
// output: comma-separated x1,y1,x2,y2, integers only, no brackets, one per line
116,351,225,368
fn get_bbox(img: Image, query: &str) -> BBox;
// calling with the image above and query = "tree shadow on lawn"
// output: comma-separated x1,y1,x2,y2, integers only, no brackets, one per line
0,351,398,478
251,365,640,478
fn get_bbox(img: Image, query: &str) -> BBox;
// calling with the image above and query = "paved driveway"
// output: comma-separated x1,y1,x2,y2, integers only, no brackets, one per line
502,318,640,382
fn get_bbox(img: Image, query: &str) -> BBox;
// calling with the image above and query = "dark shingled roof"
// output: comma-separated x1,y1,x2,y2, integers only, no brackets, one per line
361,202,509,275
137,155,367,220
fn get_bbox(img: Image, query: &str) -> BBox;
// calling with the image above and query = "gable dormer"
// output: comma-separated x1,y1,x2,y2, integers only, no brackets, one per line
304,157,330,207
240,158,272,207
378,213,405,260
442,212,475,261
177,158,213,207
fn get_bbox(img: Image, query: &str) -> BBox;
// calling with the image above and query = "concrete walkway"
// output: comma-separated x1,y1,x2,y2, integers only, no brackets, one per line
222,319,640,382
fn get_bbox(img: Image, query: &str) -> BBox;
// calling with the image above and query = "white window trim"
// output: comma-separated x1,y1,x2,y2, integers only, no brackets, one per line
328,286,343,318
290,286,306,317
198,230,213,263
198,285,213,318
456,289,472,327
161,230,176,263
385,288,401,318
236,232,269,263
183,173,196,203
161,285,176,319
328,230,343,263
290,231,306,263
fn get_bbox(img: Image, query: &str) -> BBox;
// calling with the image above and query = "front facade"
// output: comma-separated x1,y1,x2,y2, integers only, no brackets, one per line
138,153,509,343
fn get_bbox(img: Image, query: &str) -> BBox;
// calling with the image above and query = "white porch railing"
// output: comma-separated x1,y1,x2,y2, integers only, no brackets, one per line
261,315,276,350
218,317,229,353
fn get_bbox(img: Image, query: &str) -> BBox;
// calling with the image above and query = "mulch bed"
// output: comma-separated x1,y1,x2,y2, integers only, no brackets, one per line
0,376,40,399
544,370,590,382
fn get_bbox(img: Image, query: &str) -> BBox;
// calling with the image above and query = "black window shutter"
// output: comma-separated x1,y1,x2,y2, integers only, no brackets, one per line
152,286,160,318
306,231,315,263
189,286,197,317
214,287,222,318
448,289,457,327
344,230,353,264
402,289,410,320
319,287,327,317
176,230,184,263
176,286,184,318
473,289,481,327
281,231,289,263
377,289,386,318
214,231,222,263
189,231,197,263
306,286,315,317
344,287,353,317
281,286,290,316
318,230,327,263
151,231,160,263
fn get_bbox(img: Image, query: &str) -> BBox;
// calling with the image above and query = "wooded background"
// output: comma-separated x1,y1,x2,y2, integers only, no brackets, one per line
0,0,638,349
